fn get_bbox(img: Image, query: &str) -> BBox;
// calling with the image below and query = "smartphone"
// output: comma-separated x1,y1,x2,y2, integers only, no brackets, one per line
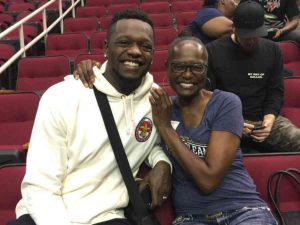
252,125,266,131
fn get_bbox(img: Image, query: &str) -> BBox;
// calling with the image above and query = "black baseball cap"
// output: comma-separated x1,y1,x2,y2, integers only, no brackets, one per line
233,0,267,38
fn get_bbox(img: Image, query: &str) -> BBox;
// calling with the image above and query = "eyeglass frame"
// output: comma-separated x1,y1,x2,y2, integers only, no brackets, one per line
169,62,208,75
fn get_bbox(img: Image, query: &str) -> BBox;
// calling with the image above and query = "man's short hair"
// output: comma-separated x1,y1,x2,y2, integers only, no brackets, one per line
107,10,154,42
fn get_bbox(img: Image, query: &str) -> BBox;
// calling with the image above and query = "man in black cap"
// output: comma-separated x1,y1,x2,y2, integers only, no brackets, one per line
206,0,300,153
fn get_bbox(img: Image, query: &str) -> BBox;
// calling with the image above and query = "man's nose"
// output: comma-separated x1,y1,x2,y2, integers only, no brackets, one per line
128,43,142,56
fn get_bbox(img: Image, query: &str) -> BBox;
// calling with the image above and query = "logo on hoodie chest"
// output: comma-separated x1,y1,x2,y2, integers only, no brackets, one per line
135,117,153,142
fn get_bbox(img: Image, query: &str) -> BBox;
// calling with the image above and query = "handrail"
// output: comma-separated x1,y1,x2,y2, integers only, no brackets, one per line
0,0,84,76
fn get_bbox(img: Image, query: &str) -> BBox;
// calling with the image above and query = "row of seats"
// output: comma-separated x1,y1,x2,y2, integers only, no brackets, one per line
14,50,169,92
1,153,299,224
44,29,177,59
0,76,298,164
83,1,203,15
85,0,203,8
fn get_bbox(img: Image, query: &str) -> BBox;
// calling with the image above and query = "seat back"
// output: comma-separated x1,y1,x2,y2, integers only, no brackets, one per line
90,32,107,54
46,33,89,60
171,0,203,12
99,15,113,31
17,55,70,92
278,41,300,76
6,2,35,12
140,2,170,14
86,0,112,8
281,77,300,127
149,13,174,28
154,28,177,50
64,17,99,38
107,3,138,15
0,163,26,224
0,92,39,145
76,6,107,19
150,50,168,84
243,153,300,212
174,11,196,29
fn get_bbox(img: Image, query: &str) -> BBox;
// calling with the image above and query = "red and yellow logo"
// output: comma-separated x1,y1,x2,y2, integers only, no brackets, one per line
135,117,153,142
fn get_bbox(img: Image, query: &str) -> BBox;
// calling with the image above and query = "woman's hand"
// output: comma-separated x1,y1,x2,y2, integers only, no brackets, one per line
73,60,101,88
149,87,172,129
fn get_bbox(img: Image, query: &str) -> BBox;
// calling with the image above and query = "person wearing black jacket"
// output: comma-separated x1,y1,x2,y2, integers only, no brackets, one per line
206,0,300,153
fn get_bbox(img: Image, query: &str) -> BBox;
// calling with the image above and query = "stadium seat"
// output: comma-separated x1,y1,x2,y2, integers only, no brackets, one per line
0,92,39,165
140,2,170,14
278,41,300,77
64,17,99,38
0,163,26,224
86,0,112,8
174,11,196,32
0,42,17,88
6,2,35,13
112,0,139,4
154,28,177,50
149,13,174,28
15,11,43,31
243,153,300,212
0,13,14,30
107,3,138,15
90,32,107,54
45,33,89,60
4,24,38,45
16,55,70,92
281,77,300,128
76,6,107,19
171,0,203,13
99,15,113,31
149,50,168,84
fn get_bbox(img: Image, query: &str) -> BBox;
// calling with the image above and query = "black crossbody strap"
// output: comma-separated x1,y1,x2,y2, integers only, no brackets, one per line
93,86,149,217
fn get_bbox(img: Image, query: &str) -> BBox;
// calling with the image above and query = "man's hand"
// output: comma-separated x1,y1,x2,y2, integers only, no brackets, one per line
139,161,171,209
243,122,255,137
73,60,101,88
250,114,275,142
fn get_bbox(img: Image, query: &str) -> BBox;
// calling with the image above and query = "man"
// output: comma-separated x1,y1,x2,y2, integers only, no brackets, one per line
248,0,300,46
8,10,171,225
206,0,300,152
188,0,237,44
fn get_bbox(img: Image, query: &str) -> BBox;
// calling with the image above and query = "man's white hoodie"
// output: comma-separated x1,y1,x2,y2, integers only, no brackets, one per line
16,62,171,225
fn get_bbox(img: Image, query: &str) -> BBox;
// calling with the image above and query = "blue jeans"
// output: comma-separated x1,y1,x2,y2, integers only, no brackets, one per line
172,206,278,225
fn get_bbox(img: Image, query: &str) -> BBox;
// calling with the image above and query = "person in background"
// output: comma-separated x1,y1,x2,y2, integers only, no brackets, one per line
149,35,277,225
243,0,300,46
206,0,300,153
187,0,237,44
7,10,171,225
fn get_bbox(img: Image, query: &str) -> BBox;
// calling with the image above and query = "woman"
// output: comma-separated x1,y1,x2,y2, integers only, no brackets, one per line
188,0,237,44
148,36,277,225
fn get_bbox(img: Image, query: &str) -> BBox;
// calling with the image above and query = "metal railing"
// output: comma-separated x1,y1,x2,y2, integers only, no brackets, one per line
0,0,84,76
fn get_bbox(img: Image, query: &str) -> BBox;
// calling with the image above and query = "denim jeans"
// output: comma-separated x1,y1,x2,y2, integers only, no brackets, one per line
172,206,278,225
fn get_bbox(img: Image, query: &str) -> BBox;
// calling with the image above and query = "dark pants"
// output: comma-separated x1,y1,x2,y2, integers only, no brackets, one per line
7,214,130,225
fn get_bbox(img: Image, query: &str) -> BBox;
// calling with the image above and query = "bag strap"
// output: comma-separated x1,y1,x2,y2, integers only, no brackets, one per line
93,86,149,218
267,168,300,225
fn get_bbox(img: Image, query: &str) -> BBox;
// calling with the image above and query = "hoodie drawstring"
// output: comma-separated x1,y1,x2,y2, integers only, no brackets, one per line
121,94,135,135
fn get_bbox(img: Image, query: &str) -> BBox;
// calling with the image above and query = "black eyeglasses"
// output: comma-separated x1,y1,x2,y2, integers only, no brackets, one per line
170,62,208,74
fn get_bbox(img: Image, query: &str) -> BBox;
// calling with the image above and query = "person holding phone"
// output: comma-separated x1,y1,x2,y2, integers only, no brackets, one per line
206,0,300,153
